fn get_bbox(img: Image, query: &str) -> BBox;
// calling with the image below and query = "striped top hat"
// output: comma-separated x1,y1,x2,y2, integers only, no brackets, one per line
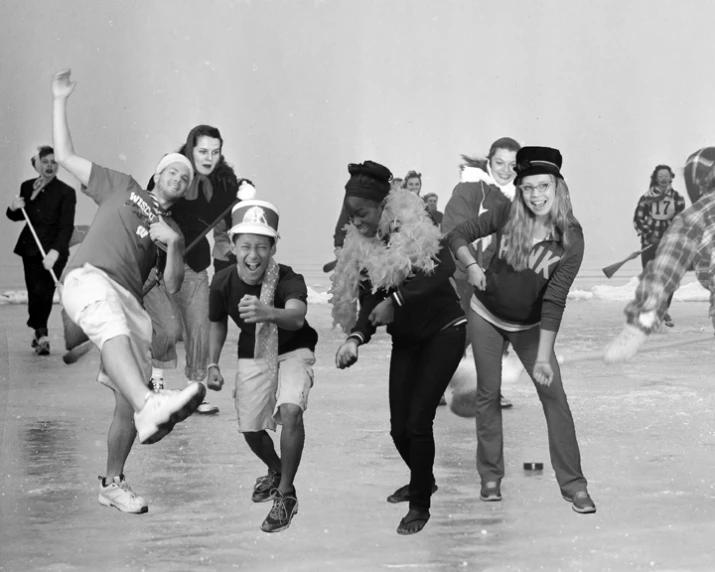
228,199,280,239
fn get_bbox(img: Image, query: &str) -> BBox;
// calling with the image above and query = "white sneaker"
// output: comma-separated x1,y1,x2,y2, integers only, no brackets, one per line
197,401,219,415
134,382,206,444
604,324,648,364
98,475,148,513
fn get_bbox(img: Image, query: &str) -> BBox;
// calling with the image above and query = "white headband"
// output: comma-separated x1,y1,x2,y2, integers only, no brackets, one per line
154,153,194,184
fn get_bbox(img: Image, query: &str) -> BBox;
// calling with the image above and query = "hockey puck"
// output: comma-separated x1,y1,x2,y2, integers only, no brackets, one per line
523,462,543,471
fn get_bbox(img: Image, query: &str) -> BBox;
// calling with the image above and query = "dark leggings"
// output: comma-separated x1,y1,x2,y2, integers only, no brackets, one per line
388,324,466,511
469,312,588,497
641,246,673,309
22,254,67,336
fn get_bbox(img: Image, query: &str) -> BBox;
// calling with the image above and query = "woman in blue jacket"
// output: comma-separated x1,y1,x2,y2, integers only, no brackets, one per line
448,146,595,514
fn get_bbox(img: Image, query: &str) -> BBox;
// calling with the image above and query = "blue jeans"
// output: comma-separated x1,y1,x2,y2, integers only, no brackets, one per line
143,265,209,382
469,311,588,497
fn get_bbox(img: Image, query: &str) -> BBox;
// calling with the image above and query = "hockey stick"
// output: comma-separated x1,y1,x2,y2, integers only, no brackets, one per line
602,245,653,279
17,207,91,363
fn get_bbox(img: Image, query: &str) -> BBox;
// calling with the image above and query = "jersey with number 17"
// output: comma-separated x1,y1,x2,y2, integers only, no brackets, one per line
633,188,686,243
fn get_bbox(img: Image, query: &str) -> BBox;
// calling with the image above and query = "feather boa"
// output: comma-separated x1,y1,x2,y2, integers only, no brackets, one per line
329,189,443,334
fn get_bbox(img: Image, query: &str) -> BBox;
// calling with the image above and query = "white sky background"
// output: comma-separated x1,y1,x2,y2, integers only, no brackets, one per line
2,0,714,269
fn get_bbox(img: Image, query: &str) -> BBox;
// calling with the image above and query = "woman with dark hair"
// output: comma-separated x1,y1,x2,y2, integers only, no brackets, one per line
632,164,686,327
6,145,76,355
332,161,466,535
403,170,422,195
448,146,596,515
144,125,255,412
442,136,522,409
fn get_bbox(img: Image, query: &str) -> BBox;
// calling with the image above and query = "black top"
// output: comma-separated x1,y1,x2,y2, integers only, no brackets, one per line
209,263,319,359
6,177,76,258
147,169,238,272
349,240,465,344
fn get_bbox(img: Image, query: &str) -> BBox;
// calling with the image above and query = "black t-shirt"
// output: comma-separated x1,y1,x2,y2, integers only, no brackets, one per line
209,263,319,358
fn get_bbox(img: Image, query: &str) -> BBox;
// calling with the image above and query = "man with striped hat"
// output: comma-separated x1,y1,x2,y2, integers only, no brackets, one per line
207,199,319,533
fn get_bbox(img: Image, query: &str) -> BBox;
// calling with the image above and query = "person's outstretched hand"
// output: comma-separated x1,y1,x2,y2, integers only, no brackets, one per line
51,69,77,99
335,339,359,369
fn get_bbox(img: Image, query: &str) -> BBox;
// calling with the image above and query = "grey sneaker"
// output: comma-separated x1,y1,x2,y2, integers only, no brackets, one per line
261,489,299,533
98,475,148,514
563,491,596,514
252,470,281,503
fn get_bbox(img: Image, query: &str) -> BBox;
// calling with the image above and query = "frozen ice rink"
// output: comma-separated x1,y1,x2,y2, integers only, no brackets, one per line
1,299,714,571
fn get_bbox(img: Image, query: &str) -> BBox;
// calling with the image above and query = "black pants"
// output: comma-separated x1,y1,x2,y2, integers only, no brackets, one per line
21,254,67,336
641,246,673,309
388,324,466,511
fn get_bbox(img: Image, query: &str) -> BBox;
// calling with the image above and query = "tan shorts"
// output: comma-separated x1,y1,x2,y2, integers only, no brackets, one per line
234,348,315,432
62,264,152,391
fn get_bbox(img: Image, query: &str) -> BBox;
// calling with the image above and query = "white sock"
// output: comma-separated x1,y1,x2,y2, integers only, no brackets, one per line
151,367,163,380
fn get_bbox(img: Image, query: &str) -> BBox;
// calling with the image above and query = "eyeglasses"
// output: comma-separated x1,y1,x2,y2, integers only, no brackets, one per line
519,182,552,195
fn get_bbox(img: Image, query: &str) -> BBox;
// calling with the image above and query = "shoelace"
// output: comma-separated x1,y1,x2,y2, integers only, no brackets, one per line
117,480,138,499
268,492,289,520
255,472,279,489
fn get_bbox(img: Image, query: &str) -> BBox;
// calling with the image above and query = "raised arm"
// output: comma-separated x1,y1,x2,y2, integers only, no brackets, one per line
52,70,91,187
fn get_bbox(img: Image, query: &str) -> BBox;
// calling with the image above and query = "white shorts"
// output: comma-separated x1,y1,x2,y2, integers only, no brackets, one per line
62,264,152,390
234,348,315,432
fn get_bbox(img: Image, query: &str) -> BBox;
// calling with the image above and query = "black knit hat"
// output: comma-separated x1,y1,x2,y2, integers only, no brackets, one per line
344,161,393,203
514,146,563,182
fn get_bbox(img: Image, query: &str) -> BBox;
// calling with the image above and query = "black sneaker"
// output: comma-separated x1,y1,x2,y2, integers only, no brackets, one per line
663,313,674,327
261,489,299,533
252,470,281,503
480,481,502,502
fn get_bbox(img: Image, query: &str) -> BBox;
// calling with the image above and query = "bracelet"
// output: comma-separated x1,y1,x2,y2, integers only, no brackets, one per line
465,262,477,268
207,363,220,370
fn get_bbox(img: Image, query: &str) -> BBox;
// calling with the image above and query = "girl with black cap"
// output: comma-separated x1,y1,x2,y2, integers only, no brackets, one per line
447,146,596,514
332,161,467,535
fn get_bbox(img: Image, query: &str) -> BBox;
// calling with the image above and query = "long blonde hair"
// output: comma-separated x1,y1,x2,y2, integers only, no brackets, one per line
501,176,581,271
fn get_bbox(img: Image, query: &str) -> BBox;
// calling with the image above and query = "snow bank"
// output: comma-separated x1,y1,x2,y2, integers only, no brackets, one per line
581,277,708,302
0,280,707,307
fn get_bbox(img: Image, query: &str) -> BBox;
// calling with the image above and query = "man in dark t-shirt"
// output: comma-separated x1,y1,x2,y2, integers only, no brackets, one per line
207,199,318,534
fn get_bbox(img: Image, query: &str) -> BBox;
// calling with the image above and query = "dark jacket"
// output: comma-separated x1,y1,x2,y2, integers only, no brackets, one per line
348,241,465,344
6,177,76,258
147,166,238,272
442,165,513,278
